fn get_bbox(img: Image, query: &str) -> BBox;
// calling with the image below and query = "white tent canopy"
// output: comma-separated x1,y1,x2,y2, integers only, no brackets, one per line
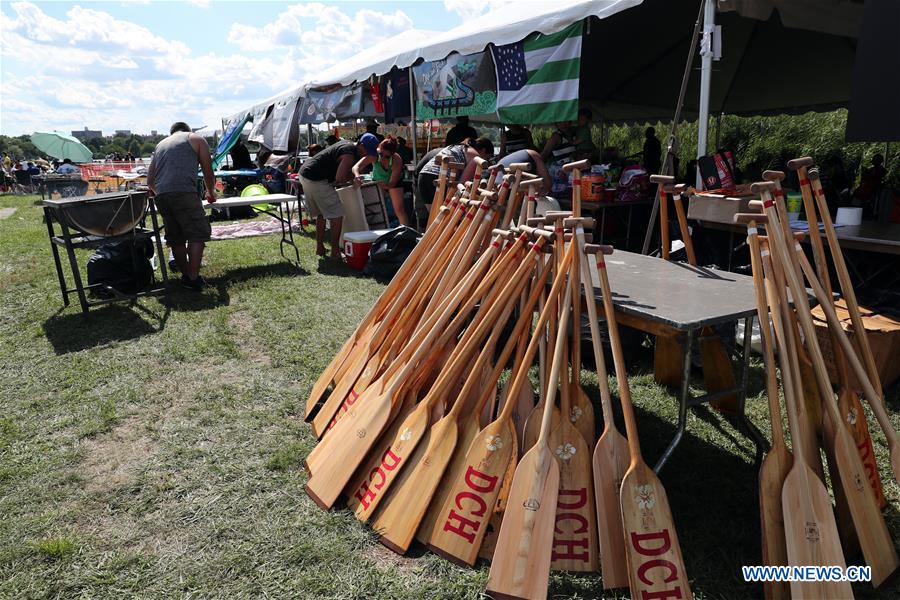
223,0,864,126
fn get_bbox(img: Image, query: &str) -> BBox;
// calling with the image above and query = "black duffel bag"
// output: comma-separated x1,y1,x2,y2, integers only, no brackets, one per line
363,226,421,280
86,237,154,297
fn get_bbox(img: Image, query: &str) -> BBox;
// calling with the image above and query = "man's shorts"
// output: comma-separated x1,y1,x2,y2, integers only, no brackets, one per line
155,191,211,245
299,175,344,219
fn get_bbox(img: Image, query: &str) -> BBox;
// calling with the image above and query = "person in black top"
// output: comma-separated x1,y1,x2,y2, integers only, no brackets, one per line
444,116,478,145
643,127,662,176
499,124,534,156
229,142,254,170
299,134,377,257
415,138,493,230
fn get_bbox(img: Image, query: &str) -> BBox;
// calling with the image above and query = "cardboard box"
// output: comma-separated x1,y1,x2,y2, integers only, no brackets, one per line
811,299,900,390
687,187,756,225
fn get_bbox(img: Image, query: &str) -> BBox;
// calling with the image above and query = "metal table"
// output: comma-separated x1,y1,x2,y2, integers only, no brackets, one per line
203,193,302,266
587,250,769,472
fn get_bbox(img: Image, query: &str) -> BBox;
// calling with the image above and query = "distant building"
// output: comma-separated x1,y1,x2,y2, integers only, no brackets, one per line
115,129,132,136
72,127,102,140
150,130,158,136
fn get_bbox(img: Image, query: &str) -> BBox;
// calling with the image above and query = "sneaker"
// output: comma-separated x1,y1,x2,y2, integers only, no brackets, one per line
169,259,179,273
180,274,207,291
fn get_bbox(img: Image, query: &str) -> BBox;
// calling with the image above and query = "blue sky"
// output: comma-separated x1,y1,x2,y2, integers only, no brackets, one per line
0,0,506,136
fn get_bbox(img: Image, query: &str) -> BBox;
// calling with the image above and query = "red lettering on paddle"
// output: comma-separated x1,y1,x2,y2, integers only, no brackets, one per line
443,510,481,544
440,466,500,543
630,530,682,598
464,465,498,493
456,491,488,518
631,529,672,556
327,389,360,431
352,450,402,511
551,537,589,562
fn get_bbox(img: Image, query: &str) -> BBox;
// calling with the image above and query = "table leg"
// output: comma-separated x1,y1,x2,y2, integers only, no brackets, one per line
655,328,694,473
279,202,301,266
599,206,607,245
149,199,169,286
727,231,734,271
737,316,768,463
44,208,69,307
58,217,89,313
625,205,634,249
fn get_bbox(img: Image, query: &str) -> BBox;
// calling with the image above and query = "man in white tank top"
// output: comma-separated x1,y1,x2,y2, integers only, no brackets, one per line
147,122,216,290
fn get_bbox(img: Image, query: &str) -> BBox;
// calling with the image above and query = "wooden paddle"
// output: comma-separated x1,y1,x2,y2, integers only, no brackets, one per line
742,218,792,600
485,261,574,600
308,198,473,435
426,156,452,228
756,238,852,599
342,234,526,521
428,242,575,568
755,182,899,586
807,167,900,493
576,233,630,589
304,200,462,420
563,160,597,446
591,241,693,600
416,268,546,547
760,171,825,478
304,238,505,508
371,235,545,552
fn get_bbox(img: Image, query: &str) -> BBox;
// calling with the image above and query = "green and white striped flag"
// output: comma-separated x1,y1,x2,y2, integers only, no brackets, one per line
492,21,583,124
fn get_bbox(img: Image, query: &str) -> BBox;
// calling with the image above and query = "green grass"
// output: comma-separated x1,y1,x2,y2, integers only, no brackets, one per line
1,192,899,598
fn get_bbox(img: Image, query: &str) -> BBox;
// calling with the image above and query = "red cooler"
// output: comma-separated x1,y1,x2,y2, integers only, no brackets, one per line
343,230,390,271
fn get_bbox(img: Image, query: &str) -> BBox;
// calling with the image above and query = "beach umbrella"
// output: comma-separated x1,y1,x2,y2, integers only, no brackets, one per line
30,131,94,163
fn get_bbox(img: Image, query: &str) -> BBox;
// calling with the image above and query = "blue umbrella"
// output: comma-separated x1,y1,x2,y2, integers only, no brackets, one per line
30,131,94,163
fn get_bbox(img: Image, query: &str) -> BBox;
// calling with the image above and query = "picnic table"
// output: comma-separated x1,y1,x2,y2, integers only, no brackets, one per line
203,193,302,266
586,249,769,472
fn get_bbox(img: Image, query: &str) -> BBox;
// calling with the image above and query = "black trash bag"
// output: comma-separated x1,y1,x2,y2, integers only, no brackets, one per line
86,238,154,297
363,226,421,280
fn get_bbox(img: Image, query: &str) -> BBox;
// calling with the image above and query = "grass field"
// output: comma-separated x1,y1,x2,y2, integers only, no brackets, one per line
1,192,899,599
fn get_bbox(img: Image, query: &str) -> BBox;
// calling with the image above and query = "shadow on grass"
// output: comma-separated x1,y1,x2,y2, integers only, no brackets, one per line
217,261,309,281
315,257,370,279
43,303,167,354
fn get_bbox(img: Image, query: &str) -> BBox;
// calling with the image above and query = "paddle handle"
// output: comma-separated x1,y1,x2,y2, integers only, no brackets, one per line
497,242,576,424
445,241,544,419
757,189,846,434
792,163,832,293
537,268,574,445
574,229,617,426
808,170,883,394
745,222,787,448
589,233,644,465
758,242,808,467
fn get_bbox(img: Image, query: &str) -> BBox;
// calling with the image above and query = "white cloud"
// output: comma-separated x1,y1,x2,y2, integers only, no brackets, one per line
187,0,211,7
0,1,416,136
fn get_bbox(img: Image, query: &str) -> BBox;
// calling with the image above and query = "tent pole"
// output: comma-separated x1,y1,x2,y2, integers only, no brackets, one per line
409,66,419,217
307,124,313,149
641,0,705,255
696,0,715,187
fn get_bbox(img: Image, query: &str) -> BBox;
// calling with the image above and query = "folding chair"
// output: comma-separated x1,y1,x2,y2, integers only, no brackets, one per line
13,170,35,195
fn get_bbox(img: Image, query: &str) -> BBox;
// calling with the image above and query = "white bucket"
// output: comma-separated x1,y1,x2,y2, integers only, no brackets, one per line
836,207,862,226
